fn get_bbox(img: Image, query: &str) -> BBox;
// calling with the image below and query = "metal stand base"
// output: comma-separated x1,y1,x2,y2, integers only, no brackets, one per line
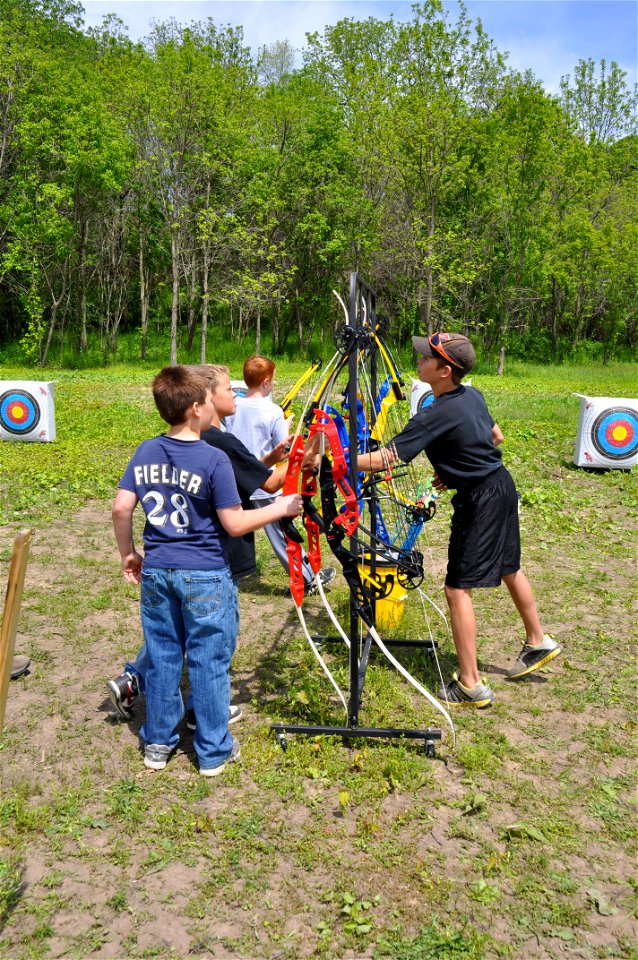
270,723,441,757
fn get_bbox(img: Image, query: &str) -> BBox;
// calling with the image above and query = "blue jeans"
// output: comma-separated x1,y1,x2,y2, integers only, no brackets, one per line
138,567,238,770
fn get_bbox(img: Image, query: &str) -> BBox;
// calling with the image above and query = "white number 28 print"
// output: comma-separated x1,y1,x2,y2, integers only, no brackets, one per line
142,490,191,530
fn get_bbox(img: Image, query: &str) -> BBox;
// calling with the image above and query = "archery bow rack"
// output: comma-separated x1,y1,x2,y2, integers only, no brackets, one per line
271,272,442,756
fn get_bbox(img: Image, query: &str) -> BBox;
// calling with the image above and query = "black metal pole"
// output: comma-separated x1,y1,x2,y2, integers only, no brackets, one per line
347,271,360,726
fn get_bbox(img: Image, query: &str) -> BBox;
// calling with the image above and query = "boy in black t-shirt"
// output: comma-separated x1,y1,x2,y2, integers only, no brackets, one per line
359,333,561,707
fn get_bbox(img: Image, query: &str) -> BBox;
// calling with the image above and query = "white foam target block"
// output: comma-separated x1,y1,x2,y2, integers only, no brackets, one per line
230,379,248,398
573,395,638,468
410,378,434,416
409,376,472,416
0,381,56,442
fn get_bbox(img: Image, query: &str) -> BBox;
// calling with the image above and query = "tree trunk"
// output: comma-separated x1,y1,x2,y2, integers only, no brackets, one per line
77,218,88,353
170,226,179,364
497,341,505,376
139,235,150,361
272,295,281,353
186,259,198,351
255,304,261,354
200,250,209,364
551,275,558,355
40,302,60,368
40,264,69,367
295,286,303,350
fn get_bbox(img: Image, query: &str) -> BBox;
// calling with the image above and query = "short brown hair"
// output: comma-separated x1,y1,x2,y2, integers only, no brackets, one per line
152,366,209,425
243,355,275,389
188,364,230,394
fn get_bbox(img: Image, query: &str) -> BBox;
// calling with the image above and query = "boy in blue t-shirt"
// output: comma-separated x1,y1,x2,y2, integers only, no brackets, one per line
113,365,302,774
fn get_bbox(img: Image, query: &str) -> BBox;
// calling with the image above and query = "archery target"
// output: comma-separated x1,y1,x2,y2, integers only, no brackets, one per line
230,379,248,398
0,381,56,442
574,395,638,468
410,378,434,417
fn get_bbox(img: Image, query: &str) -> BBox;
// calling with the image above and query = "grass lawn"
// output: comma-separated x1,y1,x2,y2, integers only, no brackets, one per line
0,359,636,959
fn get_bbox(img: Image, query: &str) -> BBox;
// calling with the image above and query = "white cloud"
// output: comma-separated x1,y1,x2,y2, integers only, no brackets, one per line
81,0,637,94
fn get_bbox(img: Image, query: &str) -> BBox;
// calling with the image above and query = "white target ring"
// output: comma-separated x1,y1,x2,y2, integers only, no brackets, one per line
574,395,638,469
410,379,434,417
0,381,56,442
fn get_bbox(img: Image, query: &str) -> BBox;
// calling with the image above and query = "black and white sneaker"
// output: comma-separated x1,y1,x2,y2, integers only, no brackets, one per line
107,672,139,720
186,704,243,731
506,635,562,679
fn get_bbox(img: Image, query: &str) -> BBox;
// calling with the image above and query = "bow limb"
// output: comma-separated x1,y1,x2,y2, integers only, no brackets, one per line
320,439,453,742
279,358,323,418
370,331,406,443
368,621,456,747
292,599,349,719
332,289,348,325
281,431,349,714
281,435,307,606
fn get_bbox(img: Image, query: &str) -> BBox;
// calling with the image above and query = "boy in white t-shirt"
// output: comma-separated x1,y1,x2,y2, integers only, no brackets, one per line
225,355,335,596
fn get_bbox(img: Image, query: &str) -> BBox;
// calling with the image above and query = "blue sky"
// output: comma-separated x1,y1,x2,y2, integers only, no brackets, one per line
81,0,637,94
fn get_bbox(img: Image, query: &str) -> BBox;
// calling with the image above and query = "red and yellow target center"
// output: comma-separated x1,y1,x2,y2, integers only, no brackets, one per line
8,403,27,422
611,425,628,442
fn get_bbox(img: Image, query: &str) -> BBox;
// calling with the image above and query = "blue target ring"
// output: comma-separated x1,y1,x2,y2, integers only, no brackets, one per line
591,406,638,461
0,389,41,436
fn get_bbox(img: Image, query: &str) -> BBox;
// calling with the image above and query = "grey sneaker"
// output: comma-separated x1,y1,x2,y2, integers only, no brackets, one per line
10,655,31,679
107,672,139,720
439,674,495,708
200,735,241,777
186,704,243,731
507,635,562,679
144,744,172,770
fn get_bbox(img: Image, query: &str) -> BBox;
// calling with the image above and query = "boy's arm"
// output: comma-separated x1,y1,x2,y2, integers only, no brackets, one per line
260,463,287,494
357,444,399,473
218,493,302,537
301,432,399,474
112,489,143,584
492,423,505,446
261,439,289,468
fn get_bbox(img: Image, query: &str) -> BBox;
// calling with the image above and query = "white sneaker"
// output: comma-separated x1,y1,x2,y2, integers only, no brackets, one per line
200,736,241,777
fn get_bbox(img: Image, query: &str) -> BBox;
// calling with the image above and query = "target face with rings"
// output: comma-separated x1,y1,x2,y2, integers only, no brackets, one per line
591,406,638,461
0,389,41,435
410,379,434,417
0,380,56,442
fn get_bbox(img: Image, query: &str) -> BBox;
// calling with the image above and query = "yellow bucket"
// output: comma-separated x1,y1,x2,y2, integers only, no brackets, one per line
358,556,407,630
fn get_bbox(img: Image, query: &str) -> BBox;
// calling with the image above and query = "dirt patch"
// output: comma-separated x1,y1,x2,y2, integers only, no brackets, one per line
1,498,636,959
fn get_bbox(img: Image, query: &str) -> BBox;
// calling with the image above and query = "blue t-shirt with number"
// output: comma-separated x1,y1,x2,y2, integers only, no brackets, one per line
118,434,241,570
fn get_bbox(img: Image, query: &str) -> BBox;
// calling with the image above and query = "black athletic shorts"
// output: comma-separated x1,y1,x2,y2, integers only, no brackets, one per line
446,467,521,589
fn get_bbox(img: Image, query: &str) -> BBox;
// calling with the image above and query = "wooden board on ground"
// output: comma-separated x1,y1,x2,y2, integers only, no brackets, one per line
0,529,32,731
